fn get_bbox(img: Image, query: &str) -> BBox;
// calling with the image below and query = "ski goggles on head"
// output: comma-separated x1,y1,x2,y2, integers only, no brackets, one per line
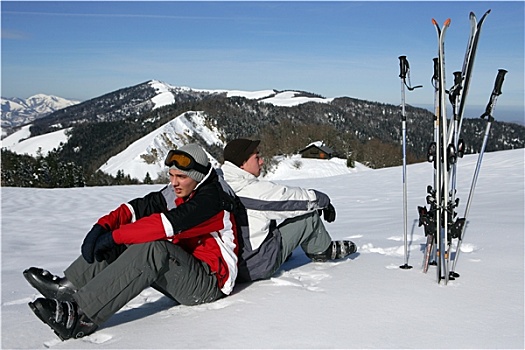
164,149,211,175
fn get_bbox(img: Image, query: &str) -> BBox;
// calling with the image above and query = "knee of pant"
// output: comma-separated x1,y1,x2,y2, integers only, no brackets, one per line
125,241,171,263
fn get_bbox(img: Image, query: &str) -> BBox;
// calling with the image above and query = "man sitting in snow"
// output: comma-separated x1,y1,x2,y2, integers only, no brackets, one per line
220,138,357,283
24,143,240,341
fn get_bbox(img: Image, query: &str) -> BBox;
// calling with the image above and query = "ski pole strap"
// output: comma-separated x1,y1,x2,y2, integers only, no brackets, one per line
481,69,507,121
398,55,423,91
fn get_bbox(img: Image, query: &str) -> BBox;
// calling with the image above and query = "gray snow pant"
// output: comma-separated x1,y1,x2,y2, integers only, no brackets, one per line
271,211,332,276
64,241,224,325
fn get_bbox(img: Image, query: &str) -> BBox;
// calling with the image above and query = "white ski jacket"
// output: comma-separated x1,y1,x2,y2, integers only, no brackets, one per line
220,161,331,281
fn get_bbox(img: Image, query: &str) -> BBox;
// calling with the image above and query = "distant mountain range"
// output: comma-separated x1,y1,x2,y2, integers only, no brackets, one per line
2,80,524,185
1,94,81,134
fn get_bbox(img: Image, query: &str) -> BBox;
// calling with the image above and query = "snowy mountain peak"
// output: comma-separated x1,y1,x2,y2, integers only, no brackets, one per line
146,80,333,109
1,94,80,132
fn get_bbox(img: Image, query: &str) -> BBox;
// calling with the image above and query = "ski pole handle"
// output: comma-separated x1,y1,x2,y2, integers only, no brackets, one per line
431,57,439,89
482,69,507,120
399,56,409,79
399,56,422,91
453,71,462,85
449,71,463,105
492,69,507,96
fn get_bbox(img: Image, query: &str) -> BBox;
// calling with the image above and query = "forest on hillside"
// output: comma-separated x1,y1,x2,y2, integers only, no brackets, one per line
3,84,524,188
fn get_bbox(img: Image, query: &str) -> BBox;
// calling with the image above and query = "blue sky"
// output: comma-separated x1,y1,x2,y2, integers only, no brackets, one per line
2,1,524,122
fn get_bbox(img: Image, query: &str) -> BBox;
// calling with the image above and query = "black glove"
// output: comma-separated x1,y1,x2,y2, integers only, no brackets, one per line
93,231,117,262
322,203,336,223
81,224,116,264
82,224,108,263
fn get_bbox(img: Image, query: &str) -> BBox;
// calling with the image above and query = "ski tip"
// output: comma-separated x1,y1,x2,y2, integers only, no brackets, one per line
444,18,451,26
431,18,438,25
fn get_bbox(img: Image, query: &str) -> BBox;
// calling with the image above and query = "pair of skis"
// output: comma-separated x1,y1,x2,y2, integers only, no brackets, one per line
418,9,507,284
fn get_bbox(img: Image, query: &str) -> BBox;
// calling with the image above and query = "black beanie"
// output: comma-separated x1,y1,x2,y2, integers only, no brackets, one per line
224,139,261,167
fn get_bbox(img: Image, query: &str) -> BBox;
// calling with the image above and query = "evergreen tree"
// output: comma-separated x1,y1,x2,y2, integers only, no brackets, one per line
115,170,124,185
143,172,153,184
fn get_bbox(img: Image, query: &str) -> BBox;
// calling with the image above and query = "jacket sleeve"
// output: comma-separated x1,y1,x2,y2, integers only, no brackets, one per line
96,189,168,231
238,179,331,221
96,203,134,231
112,182,227,245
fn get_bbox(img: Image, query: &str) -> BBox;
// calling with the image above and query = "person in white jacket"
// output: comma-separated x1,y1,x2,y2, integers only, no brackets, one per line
220,138,357,282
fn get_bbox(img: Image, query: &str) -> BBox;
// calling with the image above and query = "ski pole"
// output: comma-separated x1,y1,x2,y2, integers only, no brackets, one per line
444,71,463,279
422,57,440,274
448,71,463,195
398,56,422,270
450,69,507,276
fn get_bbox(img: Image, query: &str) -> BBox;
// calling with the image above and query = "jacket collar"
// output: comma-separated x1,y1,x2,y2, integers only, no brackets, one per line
222,161,256,179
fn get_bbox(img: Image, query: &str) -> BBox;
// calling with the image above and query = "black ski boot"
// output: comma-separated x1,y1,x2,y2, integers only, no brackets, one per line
28,298,98,341
306,240,357,262
23,267,77,302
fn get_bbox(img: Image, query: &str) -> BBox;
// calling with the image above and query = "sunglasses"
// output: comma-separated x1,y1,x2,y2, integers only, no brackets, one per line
164,150,211,175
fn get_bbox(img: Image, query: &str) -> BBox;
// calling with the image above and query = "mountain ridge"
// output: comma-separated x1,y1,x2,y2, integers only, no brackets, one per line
2,80,524,187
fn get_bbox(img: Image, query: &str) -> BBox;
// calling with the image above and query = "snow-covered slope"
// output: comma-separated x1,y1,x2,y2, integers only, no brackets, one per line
2,149,523,349
100,110,367,182
1,125,71,156
98,109,359,182
99,111,225,181
264,154,370,180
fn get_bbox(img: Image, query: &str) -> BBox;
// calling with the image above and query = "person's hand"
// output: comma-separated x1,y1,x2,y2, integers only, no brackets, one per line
81,224,108,263
322,203,336,223
93,231,117,262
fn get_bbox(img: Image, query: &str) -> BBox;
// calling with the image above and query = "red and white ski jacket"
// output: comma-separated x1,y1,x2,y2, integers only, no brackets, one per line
96,169,239,295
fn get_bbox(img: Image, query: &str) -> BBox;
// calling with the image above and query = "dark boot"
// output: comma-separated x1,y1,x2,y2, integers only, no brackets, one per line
28,298,98,341
306,240,357,262
23,267,77,302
